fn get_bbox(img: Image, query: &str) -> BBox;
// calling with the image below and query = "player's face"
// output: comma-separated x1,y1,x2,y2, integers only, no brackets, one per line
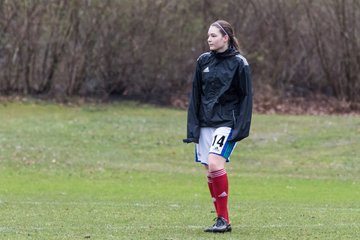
207,26,229,53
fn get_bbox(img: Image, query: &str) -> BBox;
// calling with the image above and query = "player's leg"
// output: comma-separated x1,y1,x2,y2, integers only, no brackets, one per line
196,128,219,214
205,154,231,233
205,165,219,214
204,127,235,233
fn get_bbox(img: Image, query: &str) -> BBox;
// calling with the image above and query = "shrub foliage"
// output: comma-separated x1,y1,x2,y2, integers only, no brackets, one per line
0,0,359,106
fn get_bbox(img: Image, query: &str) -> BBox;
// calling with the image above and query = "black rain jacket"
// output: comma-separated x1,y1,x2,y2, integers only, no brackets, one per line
183,47,252,143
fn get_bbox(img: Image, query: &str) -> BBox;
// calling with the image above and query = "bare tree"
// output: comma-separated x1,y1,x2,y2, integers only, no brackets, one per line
0,0,359,109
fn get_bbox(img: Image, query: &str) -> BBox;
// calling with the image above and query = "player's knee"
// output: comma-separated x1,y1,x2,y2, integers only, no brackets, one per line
208,163,220,172
208,154,225,172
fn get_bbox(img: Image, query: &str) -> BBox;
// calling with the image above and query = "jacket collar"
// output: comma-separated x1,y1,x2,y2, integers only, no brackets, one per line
212,46,239,59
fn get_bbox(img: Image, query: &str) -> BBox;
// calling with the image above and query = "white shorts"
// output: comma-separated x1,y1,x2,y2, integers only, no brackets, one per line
195,127,237,165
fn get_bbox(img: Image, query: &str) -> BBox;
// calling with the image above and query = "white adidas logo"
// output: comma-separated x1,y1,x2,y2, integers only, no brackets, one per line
203,67,210,72
218,192,228,198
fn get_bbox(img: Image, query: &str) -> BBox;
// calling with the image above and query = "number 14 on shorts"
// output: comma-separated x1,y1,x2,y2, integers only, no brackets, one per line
210,134,226,154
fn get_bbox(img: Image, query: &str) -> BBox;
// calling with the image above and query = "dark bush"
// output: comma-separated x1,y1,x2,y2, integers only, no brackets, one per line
0,0,359,108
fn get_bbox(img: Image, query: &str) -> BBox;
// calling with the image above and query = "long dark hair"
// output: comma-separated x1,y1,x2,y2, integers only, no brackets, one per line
211,20,241,52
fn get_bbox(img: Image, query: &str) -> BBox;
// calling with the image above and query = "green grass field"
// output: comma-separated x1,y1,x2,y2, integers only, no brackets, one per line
0,101,359,239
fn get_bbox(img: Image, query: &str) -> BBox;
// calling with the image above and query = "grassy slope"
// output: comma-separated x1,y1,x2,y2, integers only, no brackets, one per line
0,101,359,239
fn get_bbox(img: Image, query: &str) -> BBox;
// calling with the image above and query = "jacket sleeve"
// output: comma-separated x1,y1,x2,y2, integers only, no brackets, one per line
228,63,253,142
183,60,202,144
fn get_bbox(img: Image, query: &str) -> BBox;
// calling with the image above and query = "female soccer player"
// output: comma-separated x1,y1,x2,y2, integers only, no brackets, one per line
183,20,252,233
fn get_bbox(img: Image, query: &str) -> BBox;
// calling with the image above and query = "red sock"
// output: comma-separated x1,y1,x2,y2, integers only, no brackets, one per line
210,169,229,223
207,174,218,214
